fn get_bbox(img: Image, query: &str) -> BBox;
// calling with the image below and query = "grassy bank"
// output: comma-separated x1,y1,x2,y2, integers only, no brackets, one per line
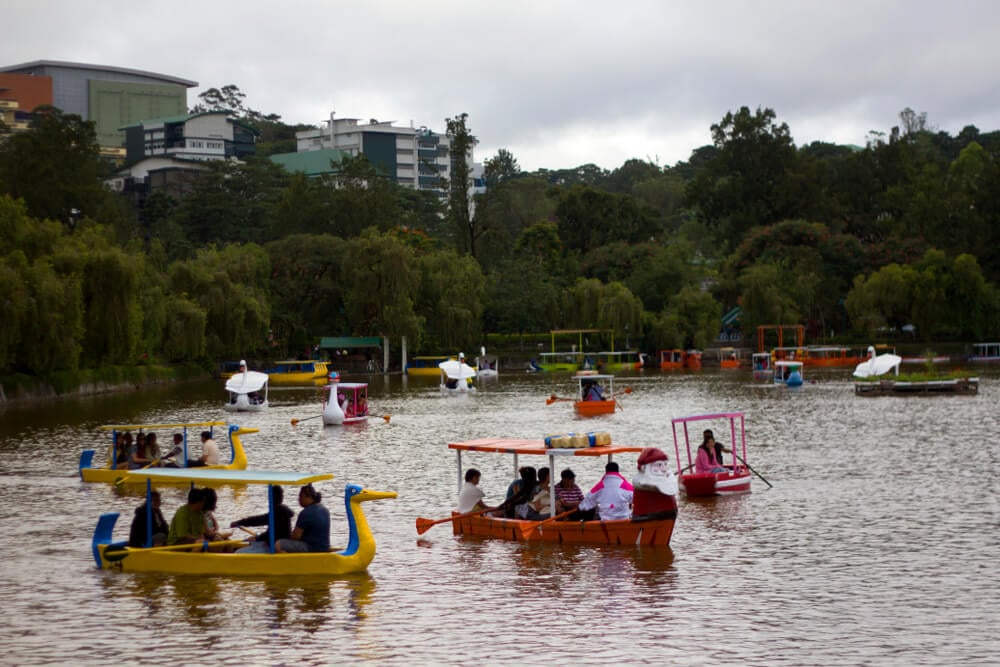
0,362,209,402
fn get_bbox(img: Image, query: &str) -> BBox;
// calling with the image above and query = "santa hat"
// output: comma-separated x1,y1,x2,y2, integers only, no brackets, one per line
637,447,668,468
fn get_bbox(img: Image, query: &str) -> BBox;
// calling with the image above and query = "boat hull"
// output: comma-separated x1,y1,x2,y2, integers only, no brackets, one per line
574,399,616,416
222,400,268,413
94,542,375,576
680,470,752,497
79,427,253,484
452,513,675,546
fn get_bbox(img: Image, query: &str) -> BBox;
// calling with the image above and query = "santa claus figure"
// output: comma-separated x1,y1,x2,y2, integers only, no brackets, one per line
632,447,678,520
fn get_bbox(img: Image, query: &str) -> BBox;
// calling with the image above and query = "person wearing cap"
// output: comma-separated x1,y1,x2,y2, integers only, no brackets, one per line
554,468,592,520
578,461,633,520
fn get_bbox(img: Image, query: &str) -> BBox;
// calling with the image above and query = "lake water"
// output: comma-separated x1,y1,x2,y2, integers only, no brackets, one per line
0,366,997,666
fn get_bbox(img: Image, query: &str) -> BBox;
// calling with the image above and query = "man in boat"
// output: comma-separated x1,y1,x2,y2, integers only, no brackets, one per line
578,461,633,520
188,431,220,467
457,469,497,514
632,447,679,520
231,486,295,553
581,379,605,401
167,487,207,545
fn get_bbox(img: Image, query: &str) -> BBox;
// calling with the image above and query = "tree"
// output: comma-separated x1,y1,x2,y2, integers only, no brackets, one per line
415,249,486,351
0,107,108,224
445,113,477,256
685,106,799,244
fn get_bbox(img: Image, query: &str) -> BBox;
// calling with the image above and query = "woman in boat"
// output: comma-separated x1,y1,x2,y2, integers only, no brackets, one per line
695,430,730,474
277,484,330,553
524,467,552,520
128,490,169,547
113,432,133,470
128,433,154,469
232,485,296,553
499,467,537,519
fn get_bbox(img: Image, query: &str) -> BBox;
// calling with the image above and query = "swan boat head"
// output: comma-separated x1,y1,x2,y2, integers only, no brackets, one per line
341,484,398,558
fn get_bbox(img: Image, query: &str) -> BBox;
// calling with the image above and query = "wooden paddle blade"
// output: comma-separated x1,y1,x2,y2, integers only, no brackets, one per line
415,517,435,535
545,398,556,405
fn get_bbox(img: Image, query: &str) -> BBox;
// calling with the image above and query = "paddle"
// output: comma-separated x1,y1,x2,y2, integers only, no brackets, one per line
545,395,576,405
521,509,576,539
113,446,183,485
415,507,494,534
733,453,773,488
237,526,257,538
290,415,322,426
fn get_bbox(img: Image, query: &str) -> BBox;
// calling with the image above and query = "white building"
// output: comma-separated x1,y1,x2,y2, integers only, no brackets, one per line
296,114,463,195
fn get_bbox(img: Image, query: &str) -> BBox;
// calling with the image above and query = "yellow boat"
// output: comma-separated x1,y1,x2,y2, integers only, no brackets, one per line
265,359,330,385
406,355,454,376
78,421,253,485
91,469,397,576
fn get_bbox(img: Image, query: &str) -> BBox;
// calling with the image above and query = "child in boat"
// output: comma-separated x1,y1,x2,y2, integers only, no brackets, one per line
497,467,537,519
523,467,552,520
554,468,591,520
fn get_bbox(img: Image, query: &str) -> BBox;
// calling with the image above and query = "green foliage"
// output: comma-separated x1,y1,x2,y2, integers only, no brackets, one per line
648,285,721,350
446,113,476,256
416,249,486,351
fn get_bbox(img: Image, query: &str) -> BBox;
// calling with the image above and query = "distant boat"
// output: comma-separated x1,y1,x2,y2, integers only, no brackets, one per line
223,362,269,412
774,360,804,387
265,360,329,385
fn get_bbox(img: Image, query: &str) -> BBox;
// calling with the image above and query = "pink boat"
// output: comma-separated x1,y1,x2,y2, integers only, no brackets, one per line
672,412,753,497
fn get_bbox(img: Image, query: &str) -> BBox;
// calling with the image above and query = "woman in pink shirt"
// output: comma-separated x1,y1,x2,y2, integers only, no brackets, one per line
695,429,730,473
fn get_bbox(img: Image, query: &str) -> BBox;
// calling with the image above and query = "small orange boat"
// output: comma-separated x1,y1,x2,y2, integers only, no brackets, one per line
572,372,618,416
718,347,741,369
684,349,703,369
442,437,677,546
659,349,685,370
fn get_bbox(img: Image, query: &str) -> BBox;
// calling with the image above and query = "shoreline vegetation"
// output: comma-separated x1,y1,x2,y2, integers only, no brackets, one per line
0,362,206,405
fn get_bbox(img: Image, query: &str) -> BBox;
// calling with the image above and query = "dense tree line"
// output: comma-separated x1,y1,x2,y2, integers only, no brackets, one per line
2,97,1000,380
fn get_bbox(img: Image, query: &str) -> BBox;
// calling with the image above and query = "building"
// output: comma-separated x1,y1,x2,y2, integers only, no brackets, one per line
295,114,454,194
0,72,53,135
121,111,258,164
0,60,197,160
109,112,258,208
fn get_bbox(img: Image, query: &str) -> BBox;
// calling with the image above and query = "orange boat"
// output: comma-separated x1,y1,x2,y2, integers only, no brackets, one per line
443,437,677,546
803,346,864,367
684,349,703,369
659,349,685,370
718,347,741,369
572,372,618,416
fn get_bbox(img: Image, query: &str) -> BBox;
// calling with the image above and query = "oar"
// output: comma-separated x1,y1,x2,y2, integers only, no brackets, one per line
237,526,257,537
521,509,575,539
415,507,494,535
104,539,241,555
545,395,576,405
734,453,773,488
290,415,322,426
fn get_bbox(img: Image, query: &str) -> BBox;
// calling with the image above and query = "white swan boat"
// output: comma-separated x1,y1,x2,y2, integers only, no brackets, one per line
223,361,269,412
322,382,370,425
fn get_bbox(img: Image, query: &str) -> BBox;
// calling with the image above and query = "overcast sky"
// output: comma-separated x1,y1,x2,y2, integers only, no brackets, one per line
4,1,999,171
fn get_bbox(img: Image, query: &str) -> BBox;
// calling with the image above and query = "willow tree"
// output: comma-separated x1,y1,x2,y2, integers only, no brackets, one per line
415,249,486,351
341,230,422,347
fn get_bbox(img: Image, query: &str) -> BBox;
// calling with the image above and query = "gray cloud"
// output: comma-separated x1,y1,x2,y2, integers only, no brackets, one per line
4,0,999,170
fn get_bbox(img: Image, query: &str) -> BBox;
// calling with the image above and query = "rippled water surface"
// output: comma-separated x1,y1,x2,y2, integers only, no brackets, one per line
1,368,997,666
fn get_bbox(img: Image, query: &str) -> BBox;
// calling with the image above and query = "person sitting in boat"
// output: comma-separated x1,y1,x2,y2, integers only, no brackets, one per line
127,432,156,469
276,484,330,553
201,487,234,550
458,468,496,514
695,429,731,474
232,486,296,554
632,447,679,520
188,431,220,467
582,380,605,401
522,467,552,520
167,487,207,545
578,461,633,520
496,467,537,519
112,432,133,470
128,490,169,548
339,392,353,417
554,468,592,520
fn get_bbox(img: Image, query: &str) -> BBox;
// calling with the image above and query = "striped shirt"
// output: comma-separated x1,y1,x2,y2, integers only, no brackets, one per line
555,482,584,507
